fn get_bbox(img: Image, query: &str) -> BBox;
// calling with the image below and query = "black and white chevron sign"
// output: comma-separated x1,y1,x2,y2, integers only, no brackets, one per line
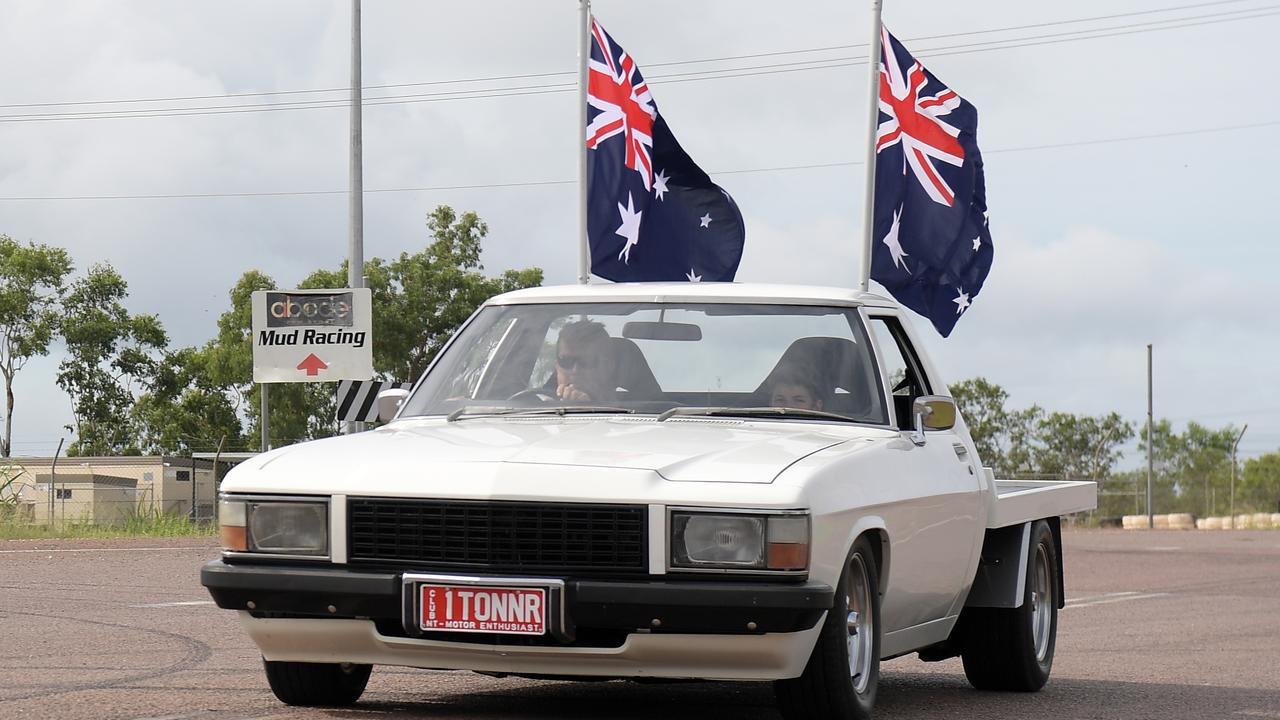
336,380,411,422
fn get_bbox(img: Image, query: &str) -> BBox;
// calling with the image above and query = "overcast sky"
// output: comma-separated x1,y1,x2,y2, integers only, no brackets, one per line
2,0,1278,466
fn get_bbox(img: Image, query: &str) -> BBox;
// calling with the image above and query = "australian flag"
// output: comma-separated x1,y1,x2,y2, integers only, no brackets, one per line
586,18,745,283
870,28,993,337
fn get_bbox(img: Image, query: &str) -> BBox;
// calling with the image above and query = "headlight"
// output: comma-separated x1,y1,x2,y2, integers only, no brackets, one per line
670,511,809,572
220,497,329,557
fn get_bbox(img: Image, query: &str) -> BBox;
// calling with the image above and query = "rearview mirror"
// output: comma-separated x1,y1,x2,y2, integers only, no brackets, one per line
911,395,956,431
621,321,702,341
377,388,410,423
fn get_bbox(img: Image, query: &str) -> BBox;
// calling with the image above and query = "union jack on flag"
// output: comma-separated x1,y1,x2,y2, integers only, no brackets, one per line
586,20,657,192
585,17,745,283
870,28,993,337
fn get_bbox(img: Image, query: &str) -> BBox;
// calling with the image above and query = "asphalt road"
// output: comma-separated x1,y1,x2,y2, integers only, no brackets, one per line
1,530,1277,720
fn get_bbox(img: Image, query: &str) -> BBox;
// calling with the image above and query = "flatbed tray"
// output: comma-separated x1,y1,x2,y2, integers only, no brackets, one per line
987,477,1097,529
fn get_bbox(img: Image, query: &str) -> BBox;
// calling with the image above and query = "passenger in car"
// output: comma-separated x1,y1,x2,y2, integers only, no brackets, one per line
768,363,826,411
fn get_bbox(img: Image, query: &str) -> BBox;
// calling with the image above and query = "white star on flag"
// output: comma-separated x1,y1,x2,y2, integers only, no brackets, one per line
686,268,702,282
653,169,670,201
972,235,982,251
699,213,712,228
615,192,643,264
952,288,971,315
882,207,910,272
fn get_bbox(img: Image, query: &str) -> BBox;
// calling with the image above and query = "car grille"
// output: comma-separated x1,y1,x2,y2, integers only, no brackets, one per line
347,498,648,575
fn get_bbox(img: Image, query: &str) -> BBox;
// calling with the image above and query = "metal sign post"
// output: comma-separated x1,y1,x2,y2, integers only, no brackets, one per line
260,384,270,451
1152,340,1162,527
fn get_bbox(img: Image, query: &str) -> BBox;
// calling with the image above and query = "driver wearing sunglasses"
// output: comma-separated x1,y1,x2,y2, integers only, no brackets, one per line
553,319,618,403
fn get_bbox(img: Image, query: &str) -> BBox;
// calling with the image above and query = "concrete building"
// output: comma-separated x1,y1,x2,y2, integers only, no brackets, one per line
10,456,221,521
26,471,138,526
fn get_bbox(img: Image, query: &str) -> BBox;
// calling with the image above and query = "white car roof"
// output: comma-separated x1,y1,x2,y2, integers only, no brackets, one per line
488,282,901,309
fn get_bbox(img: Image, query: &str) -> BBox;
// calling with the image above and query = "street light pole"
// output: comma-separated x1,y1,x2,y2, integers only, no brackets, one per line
346,0,365,436
1230,424,1248,529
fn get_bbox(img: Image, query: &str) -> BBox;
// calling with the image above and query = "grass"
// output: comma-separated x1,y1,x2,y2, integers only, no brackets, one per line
0,508,217,540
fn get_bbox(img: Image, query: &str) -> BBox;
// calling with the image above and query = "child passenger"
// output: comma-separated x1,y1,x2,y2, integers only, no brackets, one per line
768,363,825,411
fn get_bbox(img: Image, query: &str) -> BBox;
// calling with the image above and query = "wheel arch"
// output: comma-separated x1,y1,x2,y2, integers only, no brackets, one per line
862,528,890,598
837,520,890,599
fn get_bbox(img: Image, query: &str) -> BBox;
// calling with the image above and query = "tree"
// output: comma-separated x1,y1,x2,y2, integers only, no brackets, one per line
1033,412,1134,482
0,236,72,457
1175,422,1238,517
949,377,1007,467
1138,420,1239,515
130,347,244,455
196,206,542,450
376,206,542,381
57,263,167,456
1240,451,1280,513
949,377,1042,475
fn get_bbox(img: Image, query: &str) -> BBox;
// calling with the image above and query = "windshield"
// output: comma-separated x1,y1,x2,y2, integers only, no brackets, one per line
399,302,889,425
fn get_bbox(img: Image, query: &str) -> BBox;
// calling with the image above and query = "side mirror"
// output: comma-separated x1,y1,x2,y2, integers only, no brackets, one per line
911,395,956,431
376,388,410,423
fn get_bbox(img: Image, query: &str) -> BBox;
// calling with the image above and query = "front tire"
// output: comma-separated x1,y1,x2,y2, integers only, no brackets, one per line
960,519,1059,691
262,659,372,706
775,536,881,720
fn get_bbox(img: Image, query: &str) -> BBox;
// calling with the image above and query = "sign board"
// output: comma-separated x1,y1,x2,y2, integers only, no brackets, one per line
252,288,373,383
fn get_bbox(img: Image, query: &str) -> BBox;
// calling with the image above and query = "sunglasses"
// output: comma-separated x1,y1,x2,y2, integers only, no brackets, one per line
556,354,597,370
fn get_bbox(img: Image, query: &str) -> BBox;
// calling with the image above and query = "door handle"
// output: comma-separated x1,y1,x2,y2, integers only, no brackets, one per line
952,443,968,460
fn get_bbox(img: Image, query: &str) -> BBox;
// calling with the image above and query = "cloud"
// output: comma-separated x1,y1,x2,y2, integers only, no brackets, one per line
1,0,1278,463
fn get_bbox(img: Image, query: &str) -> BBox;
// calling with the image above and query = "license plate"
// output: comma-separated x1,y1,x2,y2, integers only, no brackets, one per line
418,584,547,635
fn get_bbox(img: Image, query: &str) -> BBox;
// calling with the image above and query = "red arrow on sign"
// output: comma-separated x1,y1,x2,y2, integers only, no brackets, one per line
297,353,328,377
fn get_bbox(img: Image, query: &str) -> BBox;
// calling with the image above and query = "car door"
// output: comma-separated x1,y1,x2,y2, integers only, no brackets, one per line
865,313,984,633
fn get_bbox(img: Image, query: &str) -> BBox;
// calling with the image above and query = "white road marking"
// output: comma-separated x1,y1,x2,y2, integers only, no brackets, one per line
1235,710,1280,719
1065,592,1169,609
130,601,216,608
1146,546,1182,551
1065,591,1139,604
0,546,206,554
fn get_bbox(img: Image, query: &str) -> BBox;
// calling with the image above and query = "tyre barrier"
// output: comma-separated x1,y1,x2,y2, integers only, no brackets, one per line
1122,515,1147,529
1125,513,1278,530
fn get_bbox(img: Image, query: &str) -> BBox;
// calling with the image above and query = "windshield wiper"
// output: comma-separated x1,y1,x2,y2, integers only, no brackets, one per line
446,405,633,422
445,406,523,422
657,406,856,423
514,406,634,416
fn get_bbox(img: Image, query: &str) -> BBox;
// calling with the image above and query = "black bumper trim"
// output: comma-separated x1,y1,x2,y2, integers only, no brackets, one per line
201,561,402,619
200,561,833,634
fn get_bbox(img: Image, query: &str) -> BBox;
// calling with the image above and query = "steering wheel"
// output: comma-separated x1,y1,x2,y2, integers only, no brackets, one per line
507,388,556,403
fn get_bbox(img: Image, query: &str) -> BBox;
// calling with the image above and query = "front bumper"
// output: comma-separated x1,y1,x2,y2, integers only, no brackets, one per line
201,561,832,635
201,561,832,680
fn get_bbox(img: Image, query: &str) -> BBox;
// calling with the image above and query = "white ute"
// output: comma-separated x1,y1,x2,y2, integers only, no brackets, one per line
202,283,1096,719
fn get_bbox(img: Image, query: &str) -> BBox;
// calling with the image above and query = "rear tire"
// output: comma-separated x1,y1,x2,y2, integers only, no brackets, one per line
960,519,1058,691
775,536,881,720
262,659,372,706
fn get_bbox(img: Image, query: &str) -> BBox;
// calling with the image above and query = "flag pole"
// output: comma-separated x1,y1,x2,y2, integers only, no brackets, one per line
577,0,592,284
857,0,885,293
